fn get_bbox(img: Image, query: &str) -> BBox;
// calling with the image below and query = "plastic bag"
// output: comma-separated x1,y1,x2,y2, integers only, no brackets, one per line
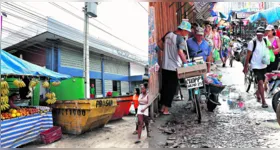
213,49,221,61
269,49,275,62
262,49,271,65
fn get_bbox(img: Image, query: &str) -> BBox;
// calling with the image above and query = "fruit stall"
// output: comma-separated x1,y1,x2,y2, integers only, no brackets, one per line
0,49,71,148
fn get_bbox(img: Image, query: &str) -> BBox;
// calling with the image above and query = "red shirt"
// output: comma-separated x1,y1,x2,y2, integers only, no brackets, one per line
276,29,280,39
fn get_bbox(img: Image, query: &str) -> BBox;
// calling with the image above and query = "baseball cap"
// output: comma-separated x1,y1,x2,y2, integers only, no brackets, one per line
265,25,274,31
195,27,204,35
178,20,192,32
256,26,265,35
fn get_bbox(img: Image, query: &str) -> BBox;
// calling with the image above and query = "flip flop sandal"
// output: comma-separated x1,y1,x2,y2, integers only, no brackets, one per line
262,104,268,108
162,112,171,115
135,140,141,144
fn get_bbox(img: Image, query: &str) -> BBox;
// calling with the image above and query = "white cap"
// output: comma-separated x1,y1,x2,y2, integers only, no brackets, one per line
265,25,274,31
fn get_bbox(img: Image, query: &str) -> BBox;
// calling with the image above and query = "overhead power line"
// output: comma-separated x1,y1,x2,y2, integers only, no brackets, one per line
138,2,148,13
2,2,148,64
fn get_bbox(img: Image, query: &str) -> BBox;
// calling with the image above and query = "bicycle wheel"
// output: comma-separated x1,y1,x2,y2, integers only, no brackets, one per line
245,72,252,93
277,104,280,126
193,89,202,123
272,91,280,113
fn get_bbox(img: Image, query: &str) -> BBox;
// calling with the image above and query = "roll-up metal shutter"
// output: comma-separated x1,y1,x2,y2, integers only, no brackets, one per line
95,79,102,97
105,80,113,93
89,52,102,72
104,57,129,76
60,48,83,69
60,48,102,72
121,81,129,95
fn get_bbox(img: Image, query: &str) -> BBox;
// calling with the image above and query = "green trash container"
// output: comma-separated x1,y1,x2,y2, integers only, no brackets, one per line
50,77,85,100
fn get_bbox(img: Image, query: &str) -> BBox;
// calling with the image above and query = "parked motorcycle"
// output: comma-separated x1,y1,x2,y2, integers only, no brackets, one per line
230,38,245,67
266,71,280,112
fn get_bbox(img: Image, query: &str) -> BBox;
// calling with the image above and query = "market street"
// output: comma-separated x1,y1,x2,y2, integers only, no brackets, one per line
21,61,280,148
149,61,280,148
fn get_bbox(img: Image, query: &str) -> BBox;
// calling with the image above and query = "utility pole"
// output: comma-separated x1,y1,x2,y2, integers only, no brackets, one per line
83,2,97,99
83,2,90,99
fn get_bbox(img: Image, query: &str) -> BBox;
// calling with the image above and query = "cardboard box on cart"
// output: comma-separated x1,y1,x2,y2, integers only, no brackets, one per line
177,63,207,79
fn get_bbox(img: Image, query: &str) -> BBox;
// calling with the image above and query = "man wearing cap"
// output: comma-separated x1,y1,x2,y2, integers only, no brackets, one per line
243,27,270,108
187,27,212,73
220,31,231,67
159,20,190,115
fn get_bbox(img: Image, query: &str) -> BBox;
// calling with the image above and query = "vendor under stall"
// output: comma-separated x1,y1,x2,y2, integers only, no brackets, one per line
8,92,20,109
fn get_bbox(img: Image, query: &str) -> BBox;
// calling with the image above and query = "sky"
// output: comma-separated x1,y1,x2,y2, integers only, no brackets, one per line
2,2,149,61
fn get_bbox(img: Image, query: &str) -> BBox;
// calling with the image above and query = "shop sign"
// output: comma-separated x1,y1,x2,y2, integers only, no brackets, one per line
236,12,254,19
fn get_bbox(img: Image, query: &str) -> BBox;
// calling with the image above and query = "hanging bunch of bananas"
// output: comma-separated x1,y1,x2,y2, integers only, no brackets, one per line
45,92,56,99
45,92,57,104
42,80,50,88
1,80,10,111
0,103,10,111
1,81,9,89
46,98,57,105
51,81,61,86
13,79,26,88
1,89,9,96
29,78,39,88
0,96,9,104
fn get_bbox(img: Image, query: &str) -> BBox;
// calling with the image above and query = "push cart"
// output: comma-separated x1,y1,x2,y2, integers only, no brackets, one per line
177,57,226,123
177,57,207,124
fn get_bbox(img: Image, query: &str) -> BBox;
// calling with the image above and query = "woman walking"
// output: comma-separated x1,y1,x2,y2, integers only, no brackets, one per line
212,26,221,63
132,88,140,135
204,23,214,64
266,25,280,72
135,83,150,144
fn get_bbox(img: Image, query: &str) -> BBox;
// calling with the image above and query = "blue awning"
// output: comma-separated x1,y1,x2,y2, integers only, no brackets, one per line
1,49,71,80
247,6,280,24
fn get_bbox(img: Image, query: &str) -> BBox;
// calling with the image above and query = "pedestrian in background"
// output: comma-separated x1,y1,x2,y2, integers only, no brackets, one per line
212,26,221,63
132,87,140,135
220,31,231,67
204,23,214,64
135,83,150,144
90,84,95,99
265,25,280,72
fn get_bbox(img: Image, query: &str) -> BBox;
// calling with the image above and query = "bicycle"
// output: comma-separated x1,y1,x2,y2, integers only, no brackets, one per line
184,75,204,123
244,67,257,93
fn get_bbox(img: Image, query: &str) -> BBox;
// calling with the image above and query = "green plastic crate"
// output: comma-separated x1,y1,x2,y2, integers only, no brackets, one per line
112,91,119,97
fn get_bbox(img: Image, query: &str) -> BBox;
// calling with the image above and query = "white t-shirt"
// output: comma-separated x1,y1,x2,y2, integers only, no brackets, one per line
247,38,268,69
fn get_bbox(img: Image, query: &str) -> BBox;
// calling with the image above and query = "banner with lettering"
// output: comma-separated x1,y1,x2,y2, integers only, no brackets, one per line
148,7,159,102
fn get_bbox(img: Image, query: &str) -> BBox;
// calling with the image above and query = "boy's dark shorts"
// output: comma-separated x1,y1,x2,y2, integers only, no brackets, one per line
253,68,267,82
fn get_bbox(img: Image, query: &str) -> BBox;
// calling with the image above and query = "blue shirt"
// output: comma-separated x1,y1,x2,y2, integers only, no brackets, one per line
187,38,211,61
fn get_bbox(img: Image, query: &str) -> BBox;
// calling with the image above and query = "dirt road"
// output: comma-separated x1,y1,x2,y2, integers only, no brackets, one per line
22,61,280,148
22,116,148,148
149,61,280,148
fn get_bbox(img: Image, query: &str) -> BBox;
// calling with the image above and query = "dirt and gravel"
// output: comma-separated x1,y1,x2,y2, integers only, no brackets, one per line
22,116,148,148
149,62,280,148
